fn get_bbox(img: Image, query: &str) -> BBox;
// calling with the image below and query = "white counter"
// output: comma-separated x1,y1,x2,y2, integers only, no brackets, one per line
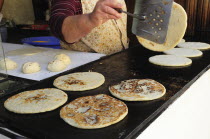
138,69,210,139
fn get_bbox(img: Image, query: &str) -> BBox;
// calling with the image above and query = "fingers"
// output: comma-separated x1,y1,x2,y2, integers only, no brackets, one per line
103,0,123,9
99,0,123,19
106,13,120,20
90,0,124,26
103,6,122,19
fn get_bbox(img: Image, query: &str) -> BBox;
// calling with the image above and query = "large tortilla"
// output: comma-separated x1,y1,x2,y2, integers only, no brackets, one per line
60,94,128,129
137,2,187,52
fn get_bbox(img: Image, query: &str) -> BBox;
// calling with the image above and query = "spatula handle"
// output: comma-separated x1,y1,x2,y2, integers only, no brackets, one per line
115,8,123,13
115,8,146,21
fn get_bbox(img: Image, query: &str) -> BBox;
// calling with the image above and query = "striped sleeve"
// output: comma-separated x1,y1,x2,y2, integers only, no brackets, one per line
49,0,82,42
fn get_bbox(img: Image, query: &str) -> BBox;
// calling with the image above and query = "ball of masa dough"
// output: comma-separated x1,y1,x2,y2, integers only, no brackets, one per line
0,58,17,70
47,59,67,72
22,62,41,74
54,54,71,65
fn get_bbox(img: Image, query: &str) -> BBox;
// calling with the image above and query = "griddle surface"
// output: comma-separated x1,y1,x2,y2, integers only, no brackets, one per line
0,45,209,139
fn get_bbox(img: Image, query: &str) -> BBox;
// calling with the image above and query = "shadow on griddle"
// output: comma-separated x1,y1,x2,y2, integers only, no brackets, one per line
2,103,63,120
190,55,203,60
148,62,193,70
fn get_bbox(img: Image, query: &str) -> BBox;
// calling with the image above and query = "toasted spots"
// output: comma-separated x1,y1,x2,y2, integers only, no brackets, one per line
109,79,166,101
85,115,98,125
60,94,128,129
76,106,91,113
64,77,86,86
4,88,68,114
24,94,48,103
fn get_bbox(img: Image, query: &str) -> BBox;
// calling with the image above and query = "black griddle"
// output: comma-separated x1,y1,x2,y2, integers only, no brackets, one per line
0,45,210,139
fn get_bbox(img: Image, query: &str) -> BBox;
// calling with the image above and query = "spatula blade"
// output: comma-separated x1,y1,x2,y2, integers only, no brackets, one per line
132,0,174,44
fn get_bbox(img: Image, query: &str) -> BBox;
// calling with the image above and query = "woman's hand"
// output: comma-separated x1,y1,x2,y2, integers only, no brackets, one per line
61,0,124,43
89,0,123,26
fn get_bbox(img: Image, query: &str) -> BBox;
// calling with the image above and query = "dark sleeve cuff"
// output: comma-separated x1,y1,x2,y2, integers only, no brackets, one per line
49,15,73,44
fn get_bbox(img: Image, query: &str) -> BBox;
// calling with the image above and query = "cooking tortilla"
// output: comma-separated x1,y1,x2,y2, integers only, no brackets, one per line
149,55,192,67
136,2,187,52
163,48,203,57
178,42,210,50
109,79,166,101
4,88,68,114
53,72,105,91
60,94,128,129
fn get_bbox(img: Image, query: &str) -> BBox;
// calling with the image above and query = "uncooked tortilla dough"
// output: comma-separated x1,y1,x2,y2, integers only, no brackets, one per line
136,2,187,51
53,72,105,91
109,79,166,101
149,55,192,67
163,48,203,57
4,88,68,114
0,58,17,70
60,94,128,129
55,54,71,65
48,59,67,72
22,62,41,74
6,47,46,56
178,42,210,50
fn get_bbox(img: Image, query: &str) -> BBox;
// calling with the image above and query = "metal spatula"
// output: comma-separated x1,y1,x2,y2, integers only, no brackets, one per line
117,0,173,44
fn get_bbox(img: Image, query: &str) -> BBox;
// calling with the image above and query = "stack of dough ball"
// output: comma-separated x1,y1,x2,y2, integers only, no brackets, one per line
48,54,71,72
0,58,17,70
48,59,67,72
54,54,71,65
22,62,41,74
